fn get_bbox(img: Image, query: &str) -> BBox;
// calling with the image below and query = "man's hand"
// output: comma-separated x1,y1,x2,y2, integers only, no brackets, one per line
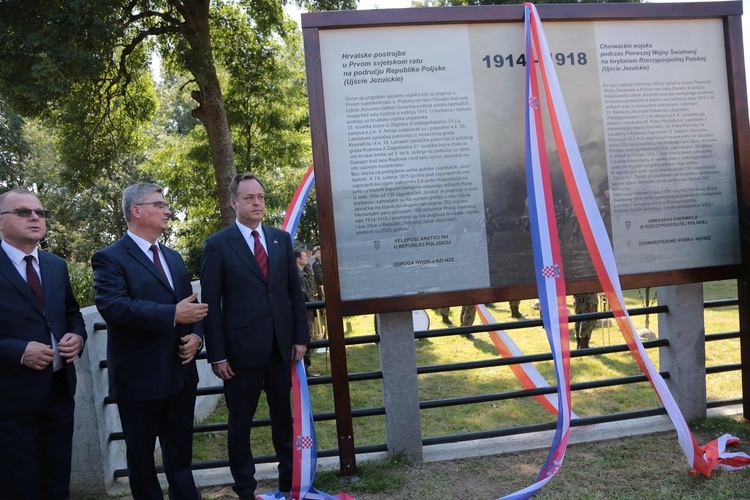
58,333,83,362
212,360,235,381
291,344,307,362
22,341,54,370
178,334,201,364
175,292,208,324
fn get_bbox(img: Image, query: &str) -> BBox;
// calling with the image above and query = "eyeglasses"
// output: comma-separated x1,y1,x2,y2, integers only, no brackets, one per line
134,201,170,211
0,209,51,219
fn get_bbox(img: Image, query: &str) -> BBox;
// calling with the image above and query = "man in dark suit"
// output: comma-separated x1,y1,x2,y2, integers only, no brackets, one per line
92,183,208,500
0,188,86,499
201,173,309,499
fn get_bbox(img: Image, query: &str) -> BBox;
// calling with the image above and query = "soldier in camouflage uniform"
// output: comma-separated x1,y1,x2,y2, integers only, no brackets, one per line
311,245,325,339
302,245,315,298
509,300,526,319
573,293,598,349
296,247,318,374
312,246,324,301
460,305,475,339
439,307,452,325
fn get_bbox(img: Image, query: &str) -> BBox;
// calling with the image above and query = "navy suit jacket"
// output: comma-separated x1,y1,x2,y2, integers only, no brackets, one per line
0,248,86,417
200,223,309,368
92,234,202,402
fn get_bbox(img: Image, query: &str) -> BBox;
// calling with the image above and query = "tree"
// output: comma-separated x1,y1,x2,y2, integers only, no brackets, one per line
214,4,319,244
18,119,145,261
0,0,354,227
142,15,318,276
2,116,146,306
0,99,29,190
143,72,221,275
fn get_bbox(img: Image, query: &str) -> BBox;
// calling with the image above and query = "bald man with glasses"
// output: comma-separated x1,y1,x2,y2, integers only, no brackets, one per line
0,188,86,499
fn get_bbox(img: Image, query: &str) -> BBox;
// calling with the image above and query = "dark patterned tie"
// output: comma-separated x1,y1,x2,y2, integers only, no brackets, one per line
24,255,44,310
149,244,169,281
251,230,269,280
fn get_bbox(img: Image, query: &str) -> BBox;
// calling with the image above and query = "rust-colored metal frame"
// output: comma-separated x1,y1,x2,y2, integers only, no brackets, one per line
302,2,750,476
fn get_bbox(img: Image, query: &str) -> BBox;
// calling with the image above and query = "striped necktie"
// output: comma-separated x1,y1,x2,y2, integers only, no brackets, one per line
252,230,269,280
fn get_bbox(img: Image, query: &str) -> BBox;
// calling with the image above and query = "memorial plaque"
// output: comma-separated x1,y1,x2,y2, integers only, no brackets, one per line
307,7,742,303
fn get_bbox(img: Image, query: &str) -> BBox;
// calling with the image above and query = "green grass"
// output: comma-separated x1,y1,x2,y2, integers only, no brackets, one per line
222,415,750,500
193,280,743,469
281,415,750,500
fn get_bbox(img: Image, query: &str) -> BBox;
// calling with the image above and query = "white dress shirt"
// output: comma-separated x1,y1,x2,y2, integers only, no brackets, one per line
127,230,174,289
235,220,267,255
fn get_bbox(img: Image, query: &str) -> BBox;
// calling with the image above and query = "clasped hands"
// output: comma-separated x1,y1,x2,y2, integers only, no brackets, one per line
22,333,83,371
174,292,207,364
178,334,202,365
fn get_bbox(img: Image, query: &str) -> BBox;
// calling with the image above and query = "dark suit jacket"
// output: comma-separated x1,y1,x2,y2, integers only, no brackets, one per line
92,234,202,402
200,223,309,368
0,248,86,417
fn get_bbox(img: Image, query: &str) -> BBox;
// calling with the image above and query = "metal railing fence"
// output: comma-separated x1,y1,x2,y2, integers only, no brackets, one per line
96,298,742,478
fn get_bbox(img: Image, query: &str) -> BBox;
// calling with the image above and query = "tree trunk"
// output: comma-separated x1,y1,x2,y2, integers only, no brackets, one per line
180,0,237,227
191,79,236,227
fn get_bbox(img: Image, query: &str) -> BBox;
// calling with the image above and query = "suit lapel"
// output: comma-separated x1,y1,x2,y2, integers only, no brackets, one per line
37,251,67,341
122,235,175,295
160,245,183,299
37,250,58,316
263,226,281,283
0,248,43,314
227,224,267,282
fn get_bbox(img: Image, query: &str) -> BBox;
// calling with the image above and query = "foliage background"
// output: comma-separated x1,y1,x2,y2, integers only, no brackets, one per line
0,1,344,304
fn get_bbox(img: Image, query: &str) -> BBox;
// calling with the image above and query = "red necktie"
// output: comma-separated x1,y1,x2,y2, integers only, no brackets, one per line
24,255,44,310
252,230,269,280
149,244,169,280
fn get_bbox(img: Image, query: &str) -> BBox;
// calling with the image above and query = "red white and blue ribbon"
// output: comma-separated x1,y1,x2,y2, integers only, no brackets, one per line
506,4,750,498
289,360,356,500
255,362,353,500
493,8,574,498
475,304,577,419
282,164,316,241
255,165,355,500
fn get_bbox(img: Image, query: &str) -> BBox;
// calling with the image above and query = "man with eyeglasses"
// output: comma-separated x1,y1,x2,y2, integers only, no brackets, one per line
0,188,87,499
92,183,208,500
